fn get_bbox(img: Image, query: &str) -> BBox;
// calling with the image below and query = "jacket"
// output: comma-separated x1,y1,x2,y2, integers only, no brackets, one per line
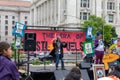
0,54,20,80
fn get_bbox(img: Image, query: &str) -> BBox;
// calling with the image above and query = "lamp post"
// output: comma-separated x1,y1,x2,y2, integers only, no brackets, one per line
103,14,108,41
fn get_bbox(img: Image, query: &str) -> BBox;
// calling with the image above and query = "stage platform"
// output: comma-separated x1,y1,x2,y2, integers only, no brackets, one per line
20,64,74,80
29,63,76,72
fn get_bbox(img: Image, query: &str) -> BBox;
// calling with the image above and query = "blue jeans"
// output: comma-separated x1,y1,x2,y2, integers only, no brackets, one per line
55,53,64,69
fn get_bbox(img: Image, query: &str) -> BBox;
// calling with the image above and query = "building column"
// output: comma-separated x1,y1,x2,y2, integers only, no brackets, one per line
116,0,119,24
57,0,61,25
103,0,108,22
66,0,77,25
91,0,95,15
96,0,102,17
34,6,37,26
47,0,49,25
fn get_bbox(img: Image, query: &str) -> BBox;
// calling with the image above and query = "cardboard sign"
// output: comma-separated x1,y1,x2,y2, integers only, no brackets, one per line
83,41,93,54
14,37,23,49
86,26,94,39
12,22,26,37
93,64,105,80
102,53,119,70
109,44,116,50
117,39,120,48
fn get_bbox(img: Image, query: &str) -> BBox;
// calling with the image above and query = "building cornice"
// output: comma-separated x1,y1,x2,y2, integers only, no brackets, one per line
0,5,30,12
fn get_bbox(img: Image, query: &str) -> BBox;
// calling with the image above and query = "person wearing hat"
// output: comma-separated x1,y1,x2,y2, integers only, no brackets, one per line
94,32,104,64
53,36,67,70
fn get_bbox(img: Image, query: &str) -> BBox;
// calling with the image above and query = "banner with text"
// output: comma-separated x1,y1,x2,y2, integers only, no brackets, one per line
25,30,86,52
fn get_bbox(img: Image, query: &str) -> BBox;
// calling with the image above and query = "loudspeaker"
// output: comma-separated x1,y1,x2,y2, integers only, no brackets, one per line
54,70,69,80
24,33,36,51
80,61,91,69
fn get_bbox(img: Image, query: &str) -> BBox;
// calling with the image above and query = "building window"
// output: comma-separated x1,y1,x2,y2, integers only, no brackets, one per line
25,21,27,24
107,2,115,10
81,0,90,8
5,20,8,24
108,14,114,23
119,3,120,10
5,15,8,19
25,16,27,19
80,12,82,19
83,12,87,20
12,16,15,19
80,12,90,20
88,13,90,20
5,31,8,35
12,26,14,30
12,21,14,25
5,26,8,30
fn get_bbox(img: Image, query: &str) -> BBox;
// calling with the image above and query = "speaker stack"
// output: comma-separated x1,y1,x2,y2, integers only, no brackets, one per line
24,33,36,51
24,33,36,80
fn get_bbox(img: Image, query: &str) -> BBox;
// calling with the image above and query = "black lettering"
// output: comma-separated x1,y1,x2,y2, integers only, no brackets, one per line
76,34,82,39
69,42,76,51
41,41,48,51
66,42,70,51
36,41,40,51
67,34,71,39
42,33,54,38
60,33,71,39
42,33,46,38
80,42,83,51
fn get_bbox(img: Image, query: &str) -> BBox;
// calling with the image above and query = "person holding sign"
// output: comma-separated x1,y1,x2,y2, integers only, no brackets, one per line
53,36,67,70
94,32,104,64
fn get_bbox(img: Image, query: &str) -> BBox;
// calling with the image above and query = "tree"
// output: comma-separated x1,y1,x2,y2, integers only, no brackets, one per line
111,27,118,37
104,24,112,46
82,15,104,35
82,15,117,46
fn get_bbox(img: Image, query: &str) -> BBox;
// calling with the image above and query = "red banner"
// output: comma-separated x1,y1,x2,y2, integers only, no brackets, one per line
25,30,86,52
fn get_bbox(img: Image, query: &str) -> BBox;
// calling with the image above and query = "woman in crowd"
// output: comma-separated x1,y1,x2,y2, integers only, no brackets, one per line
94,32,104,64
0,41,20,80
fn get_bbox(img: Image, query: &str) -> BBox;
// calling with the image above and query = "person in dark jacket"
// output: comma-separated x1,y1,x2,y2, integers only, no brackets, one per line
0,41,20,80
53,36,67,70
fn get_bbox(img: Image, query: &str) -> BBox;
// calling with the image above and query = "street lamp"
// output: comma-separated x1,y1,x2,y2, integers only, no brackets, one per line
103,14,108,41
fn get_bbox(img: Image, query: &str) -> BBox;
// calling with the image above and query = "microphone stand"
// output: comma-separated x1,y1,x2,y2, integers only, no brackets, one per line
43,51,46,70
25,51,33,80
75,45,78,66
43,36,47,70
74,39,78,66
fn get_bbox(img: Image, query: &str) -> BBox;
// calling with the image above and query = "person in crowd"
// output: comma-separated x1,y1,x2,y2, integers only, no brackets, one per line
64,67,82,80
94,32,104,64
0,41,20,80
98,64,120,80
53,36,67,70
109,48,118,66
